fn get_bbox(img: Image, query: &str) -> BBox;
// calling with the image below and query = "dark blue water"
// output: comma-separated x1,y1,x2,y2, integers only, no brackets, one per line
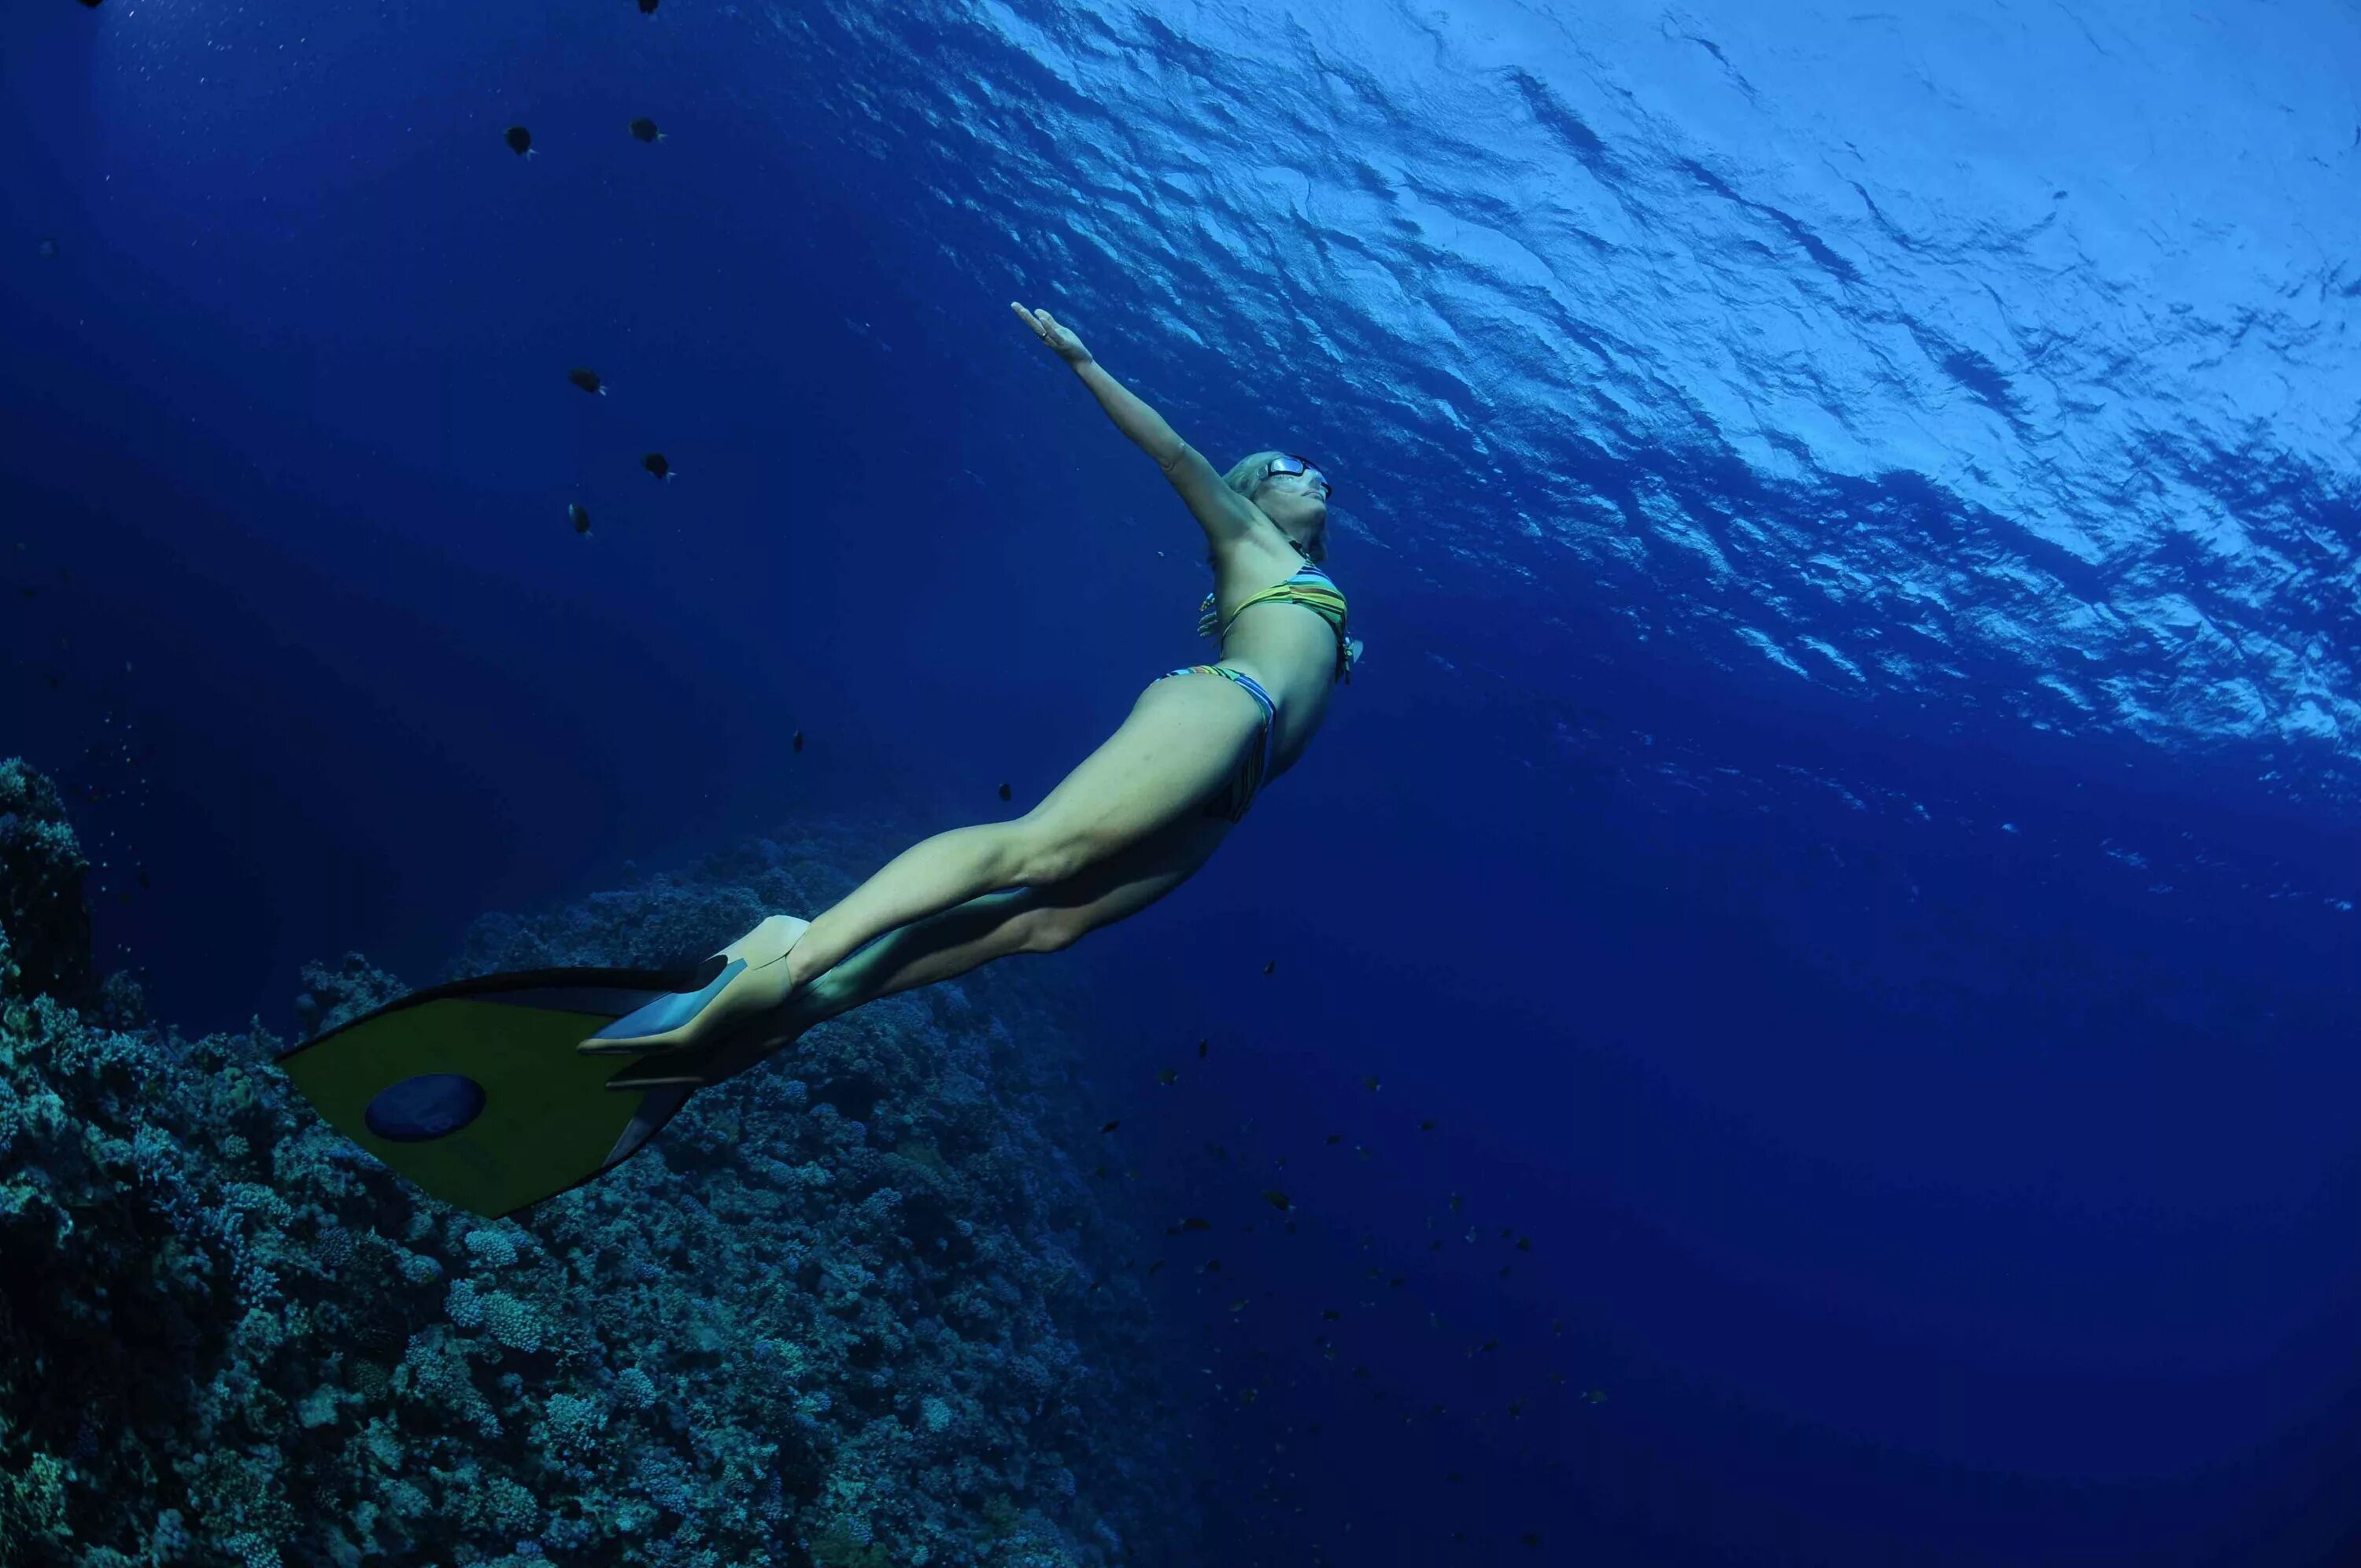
6,1,2359,1563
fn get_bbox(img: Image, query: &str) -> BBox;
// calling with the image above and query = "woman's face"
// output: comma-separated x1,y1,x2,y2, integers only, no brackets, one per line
1254,464,1329,531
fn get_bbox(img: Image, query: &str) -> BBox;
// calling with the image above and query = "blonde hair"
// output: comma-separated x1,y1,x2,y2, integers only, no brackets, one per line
1222,450,1328,563
1221,449,1289,499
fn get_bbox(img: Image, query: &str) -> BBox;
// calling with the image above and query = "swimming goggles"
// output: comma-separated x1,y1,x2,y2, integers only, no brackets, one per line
1263,453,1333,498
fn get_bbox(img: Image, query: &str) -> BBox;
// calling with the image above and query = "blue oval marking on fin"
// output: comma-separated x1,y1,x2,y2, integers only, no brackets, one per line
366,1072,489,1142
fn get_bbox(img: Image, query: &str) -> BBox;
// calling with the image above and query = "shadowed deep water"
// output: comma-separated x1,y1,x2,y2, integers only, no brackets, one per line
4,1,2360,1564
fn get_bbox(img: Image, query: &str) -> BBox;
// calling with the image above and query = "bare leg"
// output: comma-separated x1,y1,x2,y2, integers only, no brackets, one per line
781,822,1036,991
790,811,1232,1027
605,814,1232,1091
782,673,1258,990
785,888,1044,1028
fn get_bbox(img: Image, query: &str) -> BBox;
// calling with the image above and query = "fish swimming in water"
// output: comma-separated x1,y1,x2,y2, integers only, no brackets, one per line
629,117,664,143
568,367,606,396
641,452,673,479
504,126,534,157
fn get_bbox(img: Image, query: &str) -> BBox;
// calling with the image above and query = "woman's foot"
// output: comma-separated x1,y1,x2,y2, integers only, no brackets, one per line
576,913,809,1057
597,1007,816,1092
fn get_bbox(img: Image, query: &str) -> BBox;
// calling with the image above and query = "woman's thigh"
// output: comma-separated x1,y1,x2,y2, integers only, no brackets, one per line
1022,808,1234,949
1016,671,1263,880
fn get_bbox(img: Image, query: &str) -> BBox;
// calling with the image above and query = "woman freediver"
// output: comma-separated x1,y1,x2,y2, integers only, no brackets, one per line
579,302,1361,1097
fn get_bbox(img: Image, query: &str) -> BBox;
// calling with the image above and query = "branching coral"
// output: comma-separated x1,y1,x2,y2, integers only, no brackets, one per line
0,766,1187,1567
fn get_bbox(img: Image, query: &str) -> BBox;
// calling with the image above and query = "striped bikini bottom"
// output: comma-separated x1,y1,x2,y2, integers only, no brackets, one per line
1151,663,1276,822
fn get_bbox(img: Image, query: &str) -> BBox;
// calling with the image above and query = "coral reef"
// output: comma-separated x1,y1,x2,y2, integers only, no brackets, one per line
0,766,1186,1567
0,758,93,1007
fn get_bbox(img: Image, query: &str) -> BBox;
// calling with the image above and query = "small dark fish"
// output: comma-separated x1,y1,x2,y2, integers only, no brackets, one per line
637,0,658,12
77,0,102,9
1389,1276,1404,1288
1498,1265,1513,1278
38,238,58,258
568,366,605,395
1099,1120,1120,1134
1583,1389,1606,1404
504,126,534,157
1516,1235,1532,1252
793,730,805,752
1321,1309,1341,1321
1419,1119,1435,1131
1090,1164,1107,1178
1448,1193,1463,1212
1480,1339,1498,1354
641,452,672,479
1262,959,1275,975
1324,1134,1342,1146
568,502,591,533
1146,1259,1165,1275
997,782,1011,801
1260,1190,1291,1212
630,116,663,143
1199,1259,1221,1274
1362,1075,1381,1091
1179,1216,1211,1232
1522,1533,1542,1548
1551,1318,1565,1336
1499,1227,1514,1238
1428,1240,1442,1251
1229,1299,1248,1313
1156,1068,1179,1086
1196,1039,1208,1057
135,870,150,888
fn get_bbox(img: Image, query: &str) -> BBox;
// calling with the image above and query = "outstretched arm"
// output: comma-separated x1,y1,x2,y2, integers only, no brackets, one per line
1012,301,1181,463
1011,301,1261,550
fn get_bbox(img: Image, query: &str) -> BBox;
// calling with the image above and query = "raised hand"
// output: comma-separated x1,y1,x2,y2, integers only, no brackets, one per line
1011,301,1093,366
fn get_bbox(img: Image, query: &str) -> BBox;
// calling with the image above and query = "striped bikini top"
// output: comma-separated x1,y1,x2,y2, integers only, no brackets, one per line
1198,555,1364,684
